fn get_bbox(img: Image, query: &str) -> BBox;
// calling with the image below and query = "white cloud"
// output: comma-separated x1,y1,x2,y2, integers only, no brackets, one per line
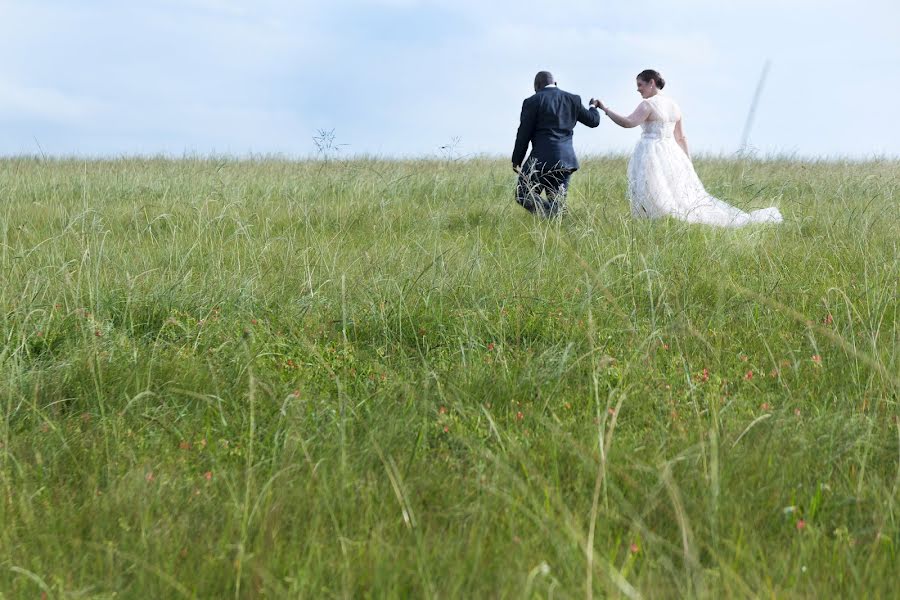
0,77,99,121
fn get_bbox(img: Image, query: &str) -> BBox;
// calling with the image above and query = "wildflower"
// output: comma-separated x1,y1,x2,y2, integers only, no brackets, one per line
250,319,258,325
145,472,155,482
443,426,450,433
823,314,833,325
796,519,806,531
439,406,447,414
760,402,771,411
487,342,495,351
291,389,301,398
698,368,710,382
516,411,524,421
662,343,670,351
744,370,753,380
179,441,191,450
629,543,640,554
203,471,212,481
94,330,102,337
811,355,822,365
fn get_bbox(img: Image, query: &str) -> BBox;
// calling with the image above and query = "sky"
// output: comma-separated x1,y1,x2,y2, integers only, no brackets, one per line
1,0,898,159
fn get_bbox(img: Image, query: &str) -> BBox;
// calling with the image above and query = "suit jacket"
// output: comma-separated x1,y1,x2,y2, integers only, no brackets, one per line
511,86,601,172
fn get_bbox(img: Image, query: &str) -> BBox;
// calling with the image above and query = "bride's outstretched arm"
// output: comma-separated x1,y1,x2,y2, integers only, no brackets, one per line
674,118,690,159
592,99,650,128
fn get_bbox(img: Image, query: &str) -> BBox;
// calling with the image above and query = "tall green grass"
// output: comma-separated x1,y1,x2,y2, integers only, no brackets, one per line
1,156,897,598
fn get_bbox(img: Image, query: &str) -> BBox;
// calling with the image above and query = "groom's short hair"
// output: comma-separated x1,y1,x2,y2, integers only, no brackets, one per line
534,71,555,90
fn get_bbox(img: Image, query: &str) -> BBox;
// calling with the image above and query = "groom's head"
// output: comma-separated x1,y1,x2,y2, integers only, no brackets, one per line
534,71,555,92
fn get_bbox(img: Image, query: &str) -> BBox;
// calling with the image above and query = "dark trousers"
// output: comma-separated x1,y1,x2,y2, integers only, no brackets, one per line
515,165,574,217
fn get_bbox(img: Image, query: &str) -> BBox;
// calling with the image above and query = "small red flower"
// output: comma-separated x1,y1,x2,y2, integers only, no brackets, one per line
760,402,771,411
145,472,155,482
203,471,213,481
811,355,822,365
629,543,640,554
487,342,495,351
442,426,450,433
744,370,753,380
250,319,258,325
439,406,447,414
698,368,710,382
823,314,833,325
662,343,670,351
94,330,102,337
796,519,806,531
516,411,524,421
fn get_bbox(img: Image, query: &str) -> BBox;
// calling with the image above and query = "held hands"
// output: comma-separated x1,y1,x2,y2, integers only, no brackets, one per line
589,98,606,111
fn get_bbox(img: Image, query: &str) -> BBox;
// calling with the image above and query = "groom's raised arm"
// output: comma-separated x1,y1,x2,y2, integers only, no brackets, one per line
575,95,601,128
512,98,537,168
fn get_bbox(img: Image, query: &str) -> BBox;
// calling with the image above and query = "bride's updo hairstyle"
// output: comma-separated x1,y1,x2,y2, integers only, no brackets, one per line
637,69,665,89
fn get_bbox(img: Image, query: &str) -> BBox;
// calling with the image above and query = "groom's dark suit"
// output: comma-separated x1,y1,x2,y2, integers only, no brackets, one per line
512,86,601,216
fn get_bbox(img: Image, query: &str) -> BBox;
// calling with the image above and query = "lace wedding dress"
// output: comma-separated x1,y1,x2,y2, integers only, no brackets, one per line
627,94,783,227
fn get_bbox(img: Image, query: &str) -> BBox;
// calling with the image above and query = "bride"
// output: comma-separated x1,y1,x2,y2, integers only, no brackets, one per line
592,70,783,227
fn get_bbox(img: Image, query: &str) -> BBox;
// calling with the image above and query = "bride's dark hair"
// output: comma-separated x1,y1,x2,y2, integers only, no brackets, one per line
637,69,665,89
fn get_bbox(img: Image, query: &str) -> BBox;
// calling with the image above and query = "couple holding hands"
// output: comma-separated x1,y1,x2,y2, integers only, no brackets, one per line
512,69,782,227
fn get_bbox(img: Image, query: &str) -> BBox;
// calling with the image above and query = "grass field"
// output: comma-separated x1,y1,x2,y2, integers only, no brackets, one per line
1,156,897,598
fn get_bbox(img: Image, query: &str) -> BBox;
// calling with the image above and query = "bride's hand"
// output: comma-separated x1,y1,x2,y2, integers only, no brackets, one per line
590,98,606,111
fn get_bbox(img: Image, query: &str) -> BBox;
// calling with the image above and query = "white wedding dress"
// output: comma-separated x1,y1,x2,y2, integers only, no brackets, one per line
627,94,783,227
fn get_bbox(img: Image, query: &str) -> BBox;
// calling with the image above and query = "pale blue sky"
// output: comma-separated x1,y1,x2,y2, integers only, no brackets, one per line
1,0,897,158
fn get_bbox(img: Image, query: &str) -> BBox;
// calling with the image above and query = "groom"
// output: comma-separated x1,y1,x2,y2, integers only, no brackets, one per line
512,71,601,217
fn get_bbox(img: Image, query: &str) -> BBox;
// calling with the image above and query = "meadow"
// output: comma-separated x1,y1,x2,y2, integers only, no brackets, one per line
0,155,897,598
